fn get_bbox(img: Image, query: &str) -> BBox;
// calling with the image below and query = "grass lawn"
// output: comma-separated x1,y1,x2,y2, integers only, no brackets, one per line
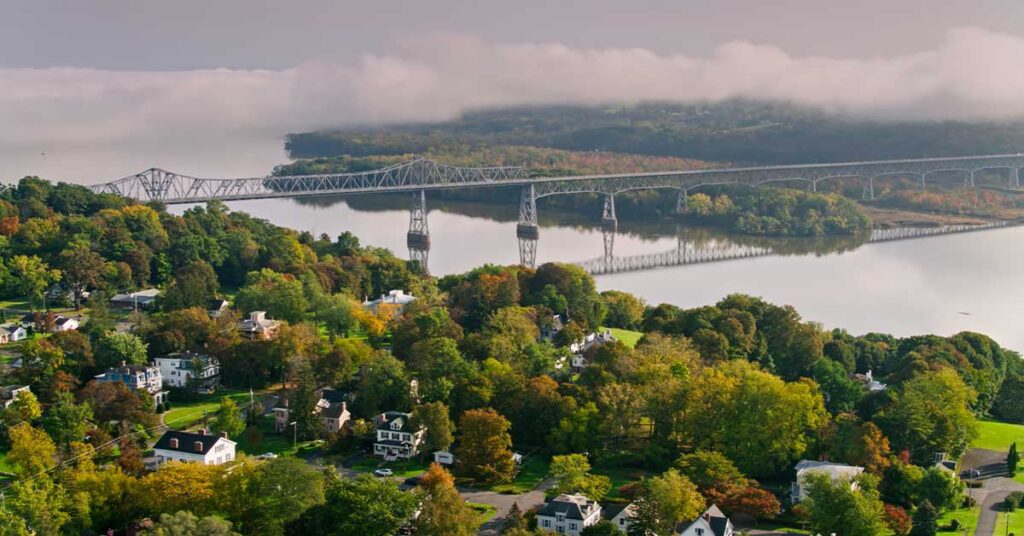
971,418,1024,452
1015,471,1024,485
491,456,551,494
602,327,644,348
995,507,1024,535
468,502,498,523
592,467,647,499
234,415,321,457
938,506,980,534
744,523,810,535
0,297,32,311
163,389,263,430
349,456,432,478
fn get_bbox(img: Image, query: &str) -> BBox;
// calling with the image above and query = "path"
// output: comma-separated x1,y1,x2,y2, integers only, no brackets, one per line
460,477,555,535
973,477,1022,536
960,449,1024,536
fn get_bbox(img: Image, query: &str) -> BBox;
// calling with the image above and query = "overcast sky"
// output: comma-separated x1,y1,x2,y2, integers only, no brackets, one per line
4,0,1024,182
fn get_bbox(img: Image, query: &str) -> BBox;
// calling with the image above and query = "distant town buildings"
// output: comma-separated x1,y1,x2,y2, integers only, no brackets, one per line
362,290,416,315
95,362,168,406
153,429,236,466
207,299,230,318
154,351,220,392
239,311,281,340
273,387,351,436
110,289,161,310
791,460,865,503
373,411,425,460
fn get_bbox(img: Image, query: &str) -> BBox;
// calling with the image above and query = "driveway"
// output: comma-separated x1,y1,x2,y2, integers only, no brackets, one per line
972,477,1024,536
461,477,555,535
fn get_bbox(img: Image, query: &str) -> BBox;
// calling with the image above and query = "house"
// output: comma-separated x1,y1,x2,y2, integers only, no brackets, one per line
362,290,416,315
46,284,88,306
373,411,426,460
53,316,79,332
678,504,733,536
154,351,220,392
536,494,602,535
95,362,168,406
238,311,281,340
208,299,229,318
273,387,350,435
791,460,864,503
568,330,616,372
540,314,565,342
602,502,637,533
853,370,887,392
153,429,236,466
434,451,455,465
0,324,27,344
110,289,161,310
19,313,38,330
0,385,31,409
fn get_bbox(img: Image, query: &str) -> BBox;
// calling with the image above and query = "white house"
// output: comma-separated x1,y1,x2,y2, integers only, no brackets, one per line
678,504,733,536
273,387,350,436
153,429,236,466
238,311,281,340
568,330,616,372
536,494,602,535
154,352,220,392
0,324,27,344
0,385,31,409
53,316,79,332
110,288,161,310
362,290,416,315
373,411,426,460
853,370,887,392
207,299,229,318
603,502,637,533
791,460,864,503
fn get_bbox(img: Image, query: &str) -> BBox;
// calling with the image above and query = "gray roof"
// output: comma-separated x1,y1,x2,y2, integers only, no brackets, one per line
537,494,598,521
153,430,232,454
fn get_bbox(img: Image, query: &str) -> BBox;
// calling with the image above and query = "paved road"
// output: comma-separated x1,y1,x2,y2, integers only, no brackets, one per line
974,477,1023,536
461,477,554,535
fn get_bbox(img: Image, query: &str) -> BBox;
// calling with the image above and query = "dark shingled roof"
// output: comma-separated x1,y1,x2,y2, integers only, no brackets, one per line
153,430,225,455
536,494,597,521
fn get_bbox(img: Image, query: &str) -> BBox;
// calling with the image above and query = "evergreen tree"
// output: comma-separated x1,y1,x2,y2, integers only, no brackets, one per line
1008,442,1018,476
909,500,938,536
290,365,326,441
502,502,526,534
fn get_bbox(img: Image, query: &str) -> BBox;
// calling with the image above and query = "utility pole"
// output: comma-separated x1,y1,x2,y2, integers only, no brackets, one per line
291,421,298,448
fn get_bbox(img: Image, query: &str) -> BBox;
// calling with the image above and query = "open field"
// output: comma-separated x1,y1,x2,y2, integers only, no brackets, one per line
938,506,980,534
972,418,1024,452
604,327,643,348
995,507,1024,535
164,389,261,430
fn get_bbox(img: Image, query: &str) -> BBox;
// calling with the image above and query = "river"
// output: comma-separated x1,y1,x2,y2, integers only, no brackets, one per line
166,194,1024,351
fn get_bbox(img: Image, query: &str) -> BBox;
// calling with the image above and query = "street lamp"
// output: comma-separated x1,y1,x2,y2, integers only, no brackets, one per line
290,421,298,448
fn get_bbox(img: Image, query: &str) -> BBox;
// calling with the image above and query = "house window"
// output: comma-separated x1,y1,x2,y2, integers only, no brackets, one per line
619,518,625,526
696,529,704,536
569,522,577,531
542,519,550,528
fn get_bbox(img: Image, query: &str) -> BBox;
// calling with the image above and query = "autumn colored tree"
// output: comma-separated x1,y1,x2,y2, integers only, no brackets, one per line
715,485,781,521
884,504,913,536
415,463,480,536
57,246,106,309
137,461,226,517
7,423,56,476
455,408,516,484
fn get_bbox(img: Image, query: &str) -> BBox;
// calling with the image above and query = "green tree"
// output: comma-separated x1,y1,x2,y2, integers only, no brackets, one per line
674,450,748,491
286,474,418,536
211,397,246,439
918,467,964,511
876,369,978,464
42,392,93,451
550,454,612,501
0,508,33,536
8,422,56,476
411,401,455,453
909,500,938,536
218,457,326,535
1009,442,1018,475
580,520,619,536
146,511,239,536
415,463,480,536
2,389,42,426
235,268,309,323
58,246,106,309
95,332,149,368
9,254,61,311
455,408,516,484
162,260,220,311
803,473,886,536
628,469,705,536
811,358,864,414
289,364,326,440
9,477,71,536
600,290,645,329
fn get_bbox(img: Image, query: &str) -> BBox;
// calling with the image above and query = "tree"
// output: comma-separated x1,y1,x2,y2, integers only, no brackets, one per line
909,500,938,536
2,389,42,426
94,332,149,369
146,511,240,536
415,463,480,536
162,260,220,311
217,457,326,536
716,486,781,521
628,469,705,536
286,474,418,536
8,422,56,476
674,450,747,491
885,504,913,536
550,454,612,501
1009,442,1018,475
235,268,309,323
42,392,93,451
811,358,864,414
455,408,516,484
580,520,619,536
211,397,245,439
876,369,978,464
289,364,326,440
918,467,964,511
138,461,226,517
0,508,33,536
600,290,645,329
503,502,526,534
58,246,105,309
9,476,71,536
411,401,455,453
803,473,886,536
9,254,61,311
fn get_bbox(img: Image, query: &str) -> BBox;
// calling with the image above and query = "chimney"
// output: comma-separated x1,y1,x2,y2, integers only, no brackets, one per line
194,441,203,452
198,428,206,435
220,431,228,439
341,401,347,413
169,438,179,449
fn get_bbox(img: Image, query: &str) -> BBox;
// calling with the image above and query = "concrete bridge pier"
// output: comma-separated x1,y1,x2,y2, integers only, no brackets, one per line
968,170,976,188
601,194,618,230
676,189,688,214
1012,168,1020,188
517,185,540,239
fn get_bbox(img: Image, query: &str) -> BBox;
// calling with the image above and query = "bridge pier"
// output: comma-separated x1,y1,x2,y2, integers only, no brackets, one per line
676,189,688,214
407,189,430,248
810,181,817,193
920,173,927,190
863,177,876,200
601,194,618,230
968,170,976,188
1013,168,1020,188
517,185,539,239
518,236,537,268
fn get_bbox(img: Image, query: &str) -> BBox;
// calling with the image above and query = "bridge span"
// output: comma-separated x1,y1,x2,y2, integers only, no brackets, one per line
571,222,1011,276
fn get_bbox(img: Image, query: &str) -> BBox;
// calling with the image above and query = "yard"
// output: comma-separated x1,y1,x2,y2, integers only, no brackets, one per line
995,507,1024,535
233,415,321,457
163,389,264,430
490,456,551,494
468,502,498,523
937,506,980,534
592,466,647,499
971,418,1024,452
348,456,432,478
603,327,644,349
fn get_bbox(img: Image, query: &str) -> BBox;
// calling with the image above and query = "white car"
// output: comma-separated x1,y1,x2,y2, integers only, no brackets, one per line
256,452,279,460
373,468,394,477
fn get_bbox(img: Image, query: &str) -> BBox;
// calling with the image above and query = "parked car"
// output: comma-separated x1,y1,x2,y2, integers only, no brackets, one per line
256,452,279,460
373,468,394,477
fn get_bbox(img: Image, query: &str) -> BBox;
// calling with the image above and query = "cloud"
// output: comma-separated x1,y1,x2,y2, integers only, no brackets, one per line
3,27,1024,152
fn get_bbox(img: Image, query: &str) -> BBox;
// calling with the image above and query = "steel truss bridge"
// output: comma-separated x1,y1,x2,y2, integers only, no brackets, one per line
90,153,1024,272
571,222,1012,275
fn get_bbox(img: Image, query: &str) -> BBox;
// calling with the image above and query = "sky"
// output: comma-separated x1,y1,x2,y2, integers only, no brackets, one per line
4,0,1024,182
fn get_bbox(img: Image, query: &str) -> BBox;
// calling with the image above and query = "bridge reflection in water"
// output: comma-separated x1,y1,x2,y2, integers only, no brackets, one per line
565,222,1010,275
